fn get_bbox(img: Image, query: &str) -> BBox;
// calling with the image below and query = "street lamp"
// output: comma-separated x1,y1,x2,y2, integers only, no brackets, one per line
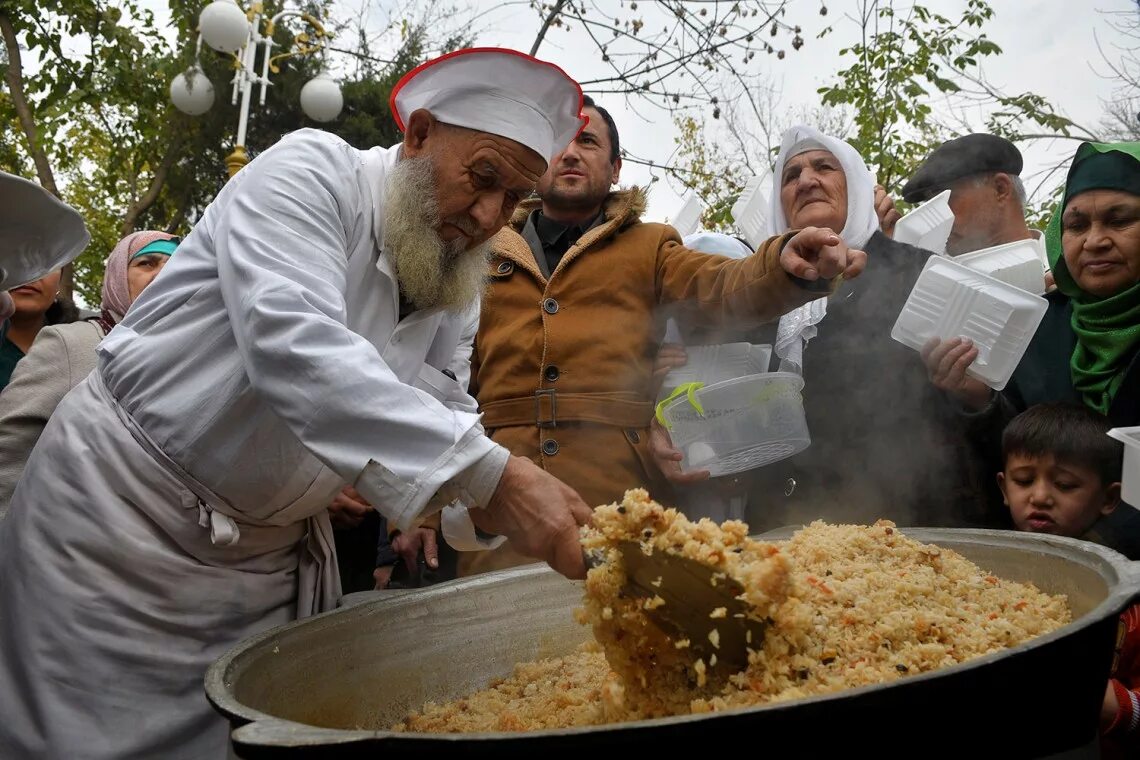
170,0,343,178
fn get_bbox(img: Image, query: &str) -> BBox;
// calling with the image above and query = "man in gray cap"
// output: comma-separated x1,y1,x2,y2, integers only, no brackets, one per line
902,133,1037,257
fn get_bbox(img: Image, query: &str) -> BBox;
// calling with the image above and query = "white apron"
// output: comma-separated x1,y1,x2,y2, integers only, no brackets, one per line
0,372,337,759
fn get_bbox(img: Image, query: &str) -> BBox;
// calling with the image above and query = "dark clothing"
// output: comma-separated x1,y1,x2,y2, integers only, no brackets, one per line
333,510,382,594
746,231,989,531
965,290,1140,557
0,334,24,392
521,209,606,277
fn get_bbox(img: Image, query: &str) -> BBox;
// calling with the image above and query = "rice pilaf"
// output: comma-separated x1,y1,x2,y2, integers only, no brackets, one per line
395,489,1070,732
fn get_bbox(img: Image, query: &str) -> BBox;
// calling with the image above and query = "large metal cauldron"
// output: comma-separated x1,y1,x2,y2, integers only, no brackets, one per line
206,529,1139,759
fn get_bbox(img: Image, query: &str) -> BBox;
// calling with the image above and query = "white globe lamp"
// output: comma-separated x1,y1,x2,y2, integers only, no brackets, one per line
170,66,216,116
198,1,249,54
299,73,343,122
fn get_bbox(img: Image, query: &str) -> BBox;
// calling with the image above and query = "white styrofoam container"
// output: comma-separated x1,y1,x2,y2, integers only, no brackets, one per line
663,342,772,390
1108,427,1140,507
890,256,1049,390
955,239,1048,296
731,172,771,248
894,189,954,255
671,193,704,238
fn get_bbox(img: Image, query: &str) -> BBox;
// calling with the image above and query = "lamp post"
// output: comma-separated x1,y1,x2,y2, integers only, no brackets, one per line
170,0,343,178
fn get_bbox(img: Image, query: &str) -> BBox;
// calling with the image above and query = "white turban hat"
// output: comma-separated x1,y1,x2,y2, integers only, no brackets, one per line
390,48,586,166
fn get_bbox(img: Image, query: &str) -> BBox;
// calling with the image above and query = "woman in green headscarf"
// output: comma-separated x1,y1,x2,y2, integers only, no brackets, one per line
1044,141,1140,420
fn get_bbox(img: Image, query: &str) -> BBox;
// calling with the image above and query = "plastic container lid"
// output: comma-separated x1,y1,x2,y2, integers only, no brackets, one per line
891,255,1049,390
955,238,1048,296
731,172,771,248
671,193,704,238
1108,427,1140,508
894,189,954,255
662,342,772,391
660,371,810,477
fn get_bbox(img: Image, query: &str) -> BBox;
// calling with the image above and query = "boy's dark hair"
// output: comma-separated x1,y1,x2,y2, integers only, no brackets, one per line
582,95,620,164
1002,403,1123,484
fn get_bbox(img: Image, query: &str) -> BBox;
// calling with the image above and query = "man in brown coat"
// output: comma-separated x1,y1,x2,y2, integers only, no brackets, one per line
459,96,867,575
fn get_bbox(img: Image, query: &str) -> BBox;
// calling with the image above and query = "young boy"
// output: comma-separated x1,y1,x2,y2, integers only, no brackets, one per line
998,403,1135,757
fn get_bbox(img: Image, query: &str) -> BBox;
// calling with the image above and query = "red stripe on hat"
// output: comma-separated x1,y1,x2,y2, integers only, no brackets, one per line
387,47,586,142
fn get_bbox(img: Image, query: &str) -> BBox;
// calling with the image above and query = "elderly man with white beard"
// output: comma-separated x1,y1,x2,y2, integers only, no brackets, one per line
0,49,596,759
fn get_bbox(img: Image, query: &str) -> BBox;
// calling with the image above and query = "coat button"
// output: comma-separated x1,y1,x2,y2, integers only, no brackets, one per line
625,429,640,444
544,365,560,382
496,261,513,275
542,439,559,456
542,298,559,314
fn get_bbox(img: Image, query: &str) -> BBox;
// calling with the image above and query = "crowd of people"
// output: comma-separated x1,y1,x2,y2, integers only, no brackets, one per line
0,46,1138,758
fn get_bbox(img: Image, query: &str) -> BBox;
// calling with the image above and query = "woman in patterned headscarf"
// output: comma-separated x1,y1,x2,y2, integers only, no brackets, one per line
0,230,177,517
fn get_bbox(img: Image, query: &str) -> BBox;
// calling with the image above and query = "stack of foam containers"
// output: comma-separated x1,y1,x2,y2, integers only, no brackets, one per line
891,256,1049,390
894,189,954,255
731,172,771,247
955,238,1049,296
671,193,704,238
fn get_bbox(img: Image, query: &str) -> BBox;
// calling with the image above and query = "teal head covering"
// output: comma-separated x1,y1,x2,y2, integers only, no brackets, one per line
1044,141,1140,415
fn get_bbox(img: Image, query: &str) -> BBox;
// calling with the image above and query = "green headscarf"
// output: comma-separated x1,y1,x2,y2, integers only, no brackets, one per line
1045,141,1140,415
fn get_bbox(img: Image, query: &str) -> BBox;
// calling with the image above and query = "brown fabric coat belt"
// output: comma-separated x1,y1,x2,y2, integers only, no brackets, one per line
479,390,655,429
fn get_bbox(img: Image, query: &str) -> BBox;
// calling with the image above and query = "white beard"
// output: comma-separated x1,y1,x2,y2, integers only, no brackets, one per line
383,155,491,313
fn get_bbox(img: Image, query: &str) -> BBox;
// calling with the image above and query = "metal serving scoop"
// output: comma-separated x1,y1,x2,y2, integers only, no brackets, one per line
588,540,767,672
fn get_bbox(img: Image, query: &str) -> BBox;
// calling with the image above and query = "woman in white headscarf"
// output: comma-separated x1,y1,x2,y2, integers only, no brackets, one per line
0,231,177,517
741,125,986,531
767,125,882,371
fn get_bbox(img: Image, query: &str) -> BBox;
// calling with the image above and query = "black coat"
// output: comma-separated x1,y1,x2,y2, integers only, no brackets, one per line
745,231,990,531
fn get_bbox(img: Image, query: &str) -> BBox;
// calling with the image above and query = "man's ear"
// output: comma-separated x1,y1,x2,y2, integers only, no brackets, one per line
991,172,1014,201
402,109,437,158
1102,482,1123,516
610,156,622,186
996,472,1010,505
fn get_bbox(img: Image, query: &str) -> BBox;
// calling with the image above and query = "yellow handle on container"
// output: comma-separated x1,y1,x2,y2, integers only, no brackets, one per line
655,382,705,431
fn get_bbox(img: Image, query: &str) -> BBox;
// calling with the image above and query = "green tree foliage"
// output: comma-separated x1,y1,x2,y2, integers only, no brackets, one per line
1,0,466,306
816,0,1089,193
670,0,1097,235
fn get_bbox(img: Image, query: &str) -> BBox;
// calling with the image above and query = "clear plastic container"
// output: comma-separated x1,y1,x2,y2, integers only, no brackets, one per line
1108,427,1140,507
731,172,771,248
955,238,1048,295
671,193,704,238
891,256,1049,390
660,371,810,477
894,189,954,255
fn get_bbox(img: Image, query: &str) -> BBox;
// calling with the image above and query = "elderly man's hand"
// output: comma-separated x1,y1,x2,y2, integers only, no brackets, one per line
920,337,994,411
780,227,867,283
648,417,710,485
470,456,593,579
0,292,13,322
874,184,902,238
327,486,373,529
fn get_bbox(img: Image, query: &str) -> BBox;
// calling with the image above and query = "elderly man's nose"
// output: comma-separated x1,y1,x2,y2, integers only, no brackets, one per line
470,193,504,231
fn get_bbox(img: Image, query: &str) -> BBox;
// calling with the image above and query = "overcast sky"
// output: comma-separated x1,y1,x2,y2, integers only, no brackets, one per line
151,0,1137,222
443,0,1136,223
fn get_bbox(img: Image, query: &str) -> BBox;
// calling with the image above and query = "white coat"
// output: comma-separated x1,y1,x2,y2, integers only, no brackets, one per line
0,129,505,759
